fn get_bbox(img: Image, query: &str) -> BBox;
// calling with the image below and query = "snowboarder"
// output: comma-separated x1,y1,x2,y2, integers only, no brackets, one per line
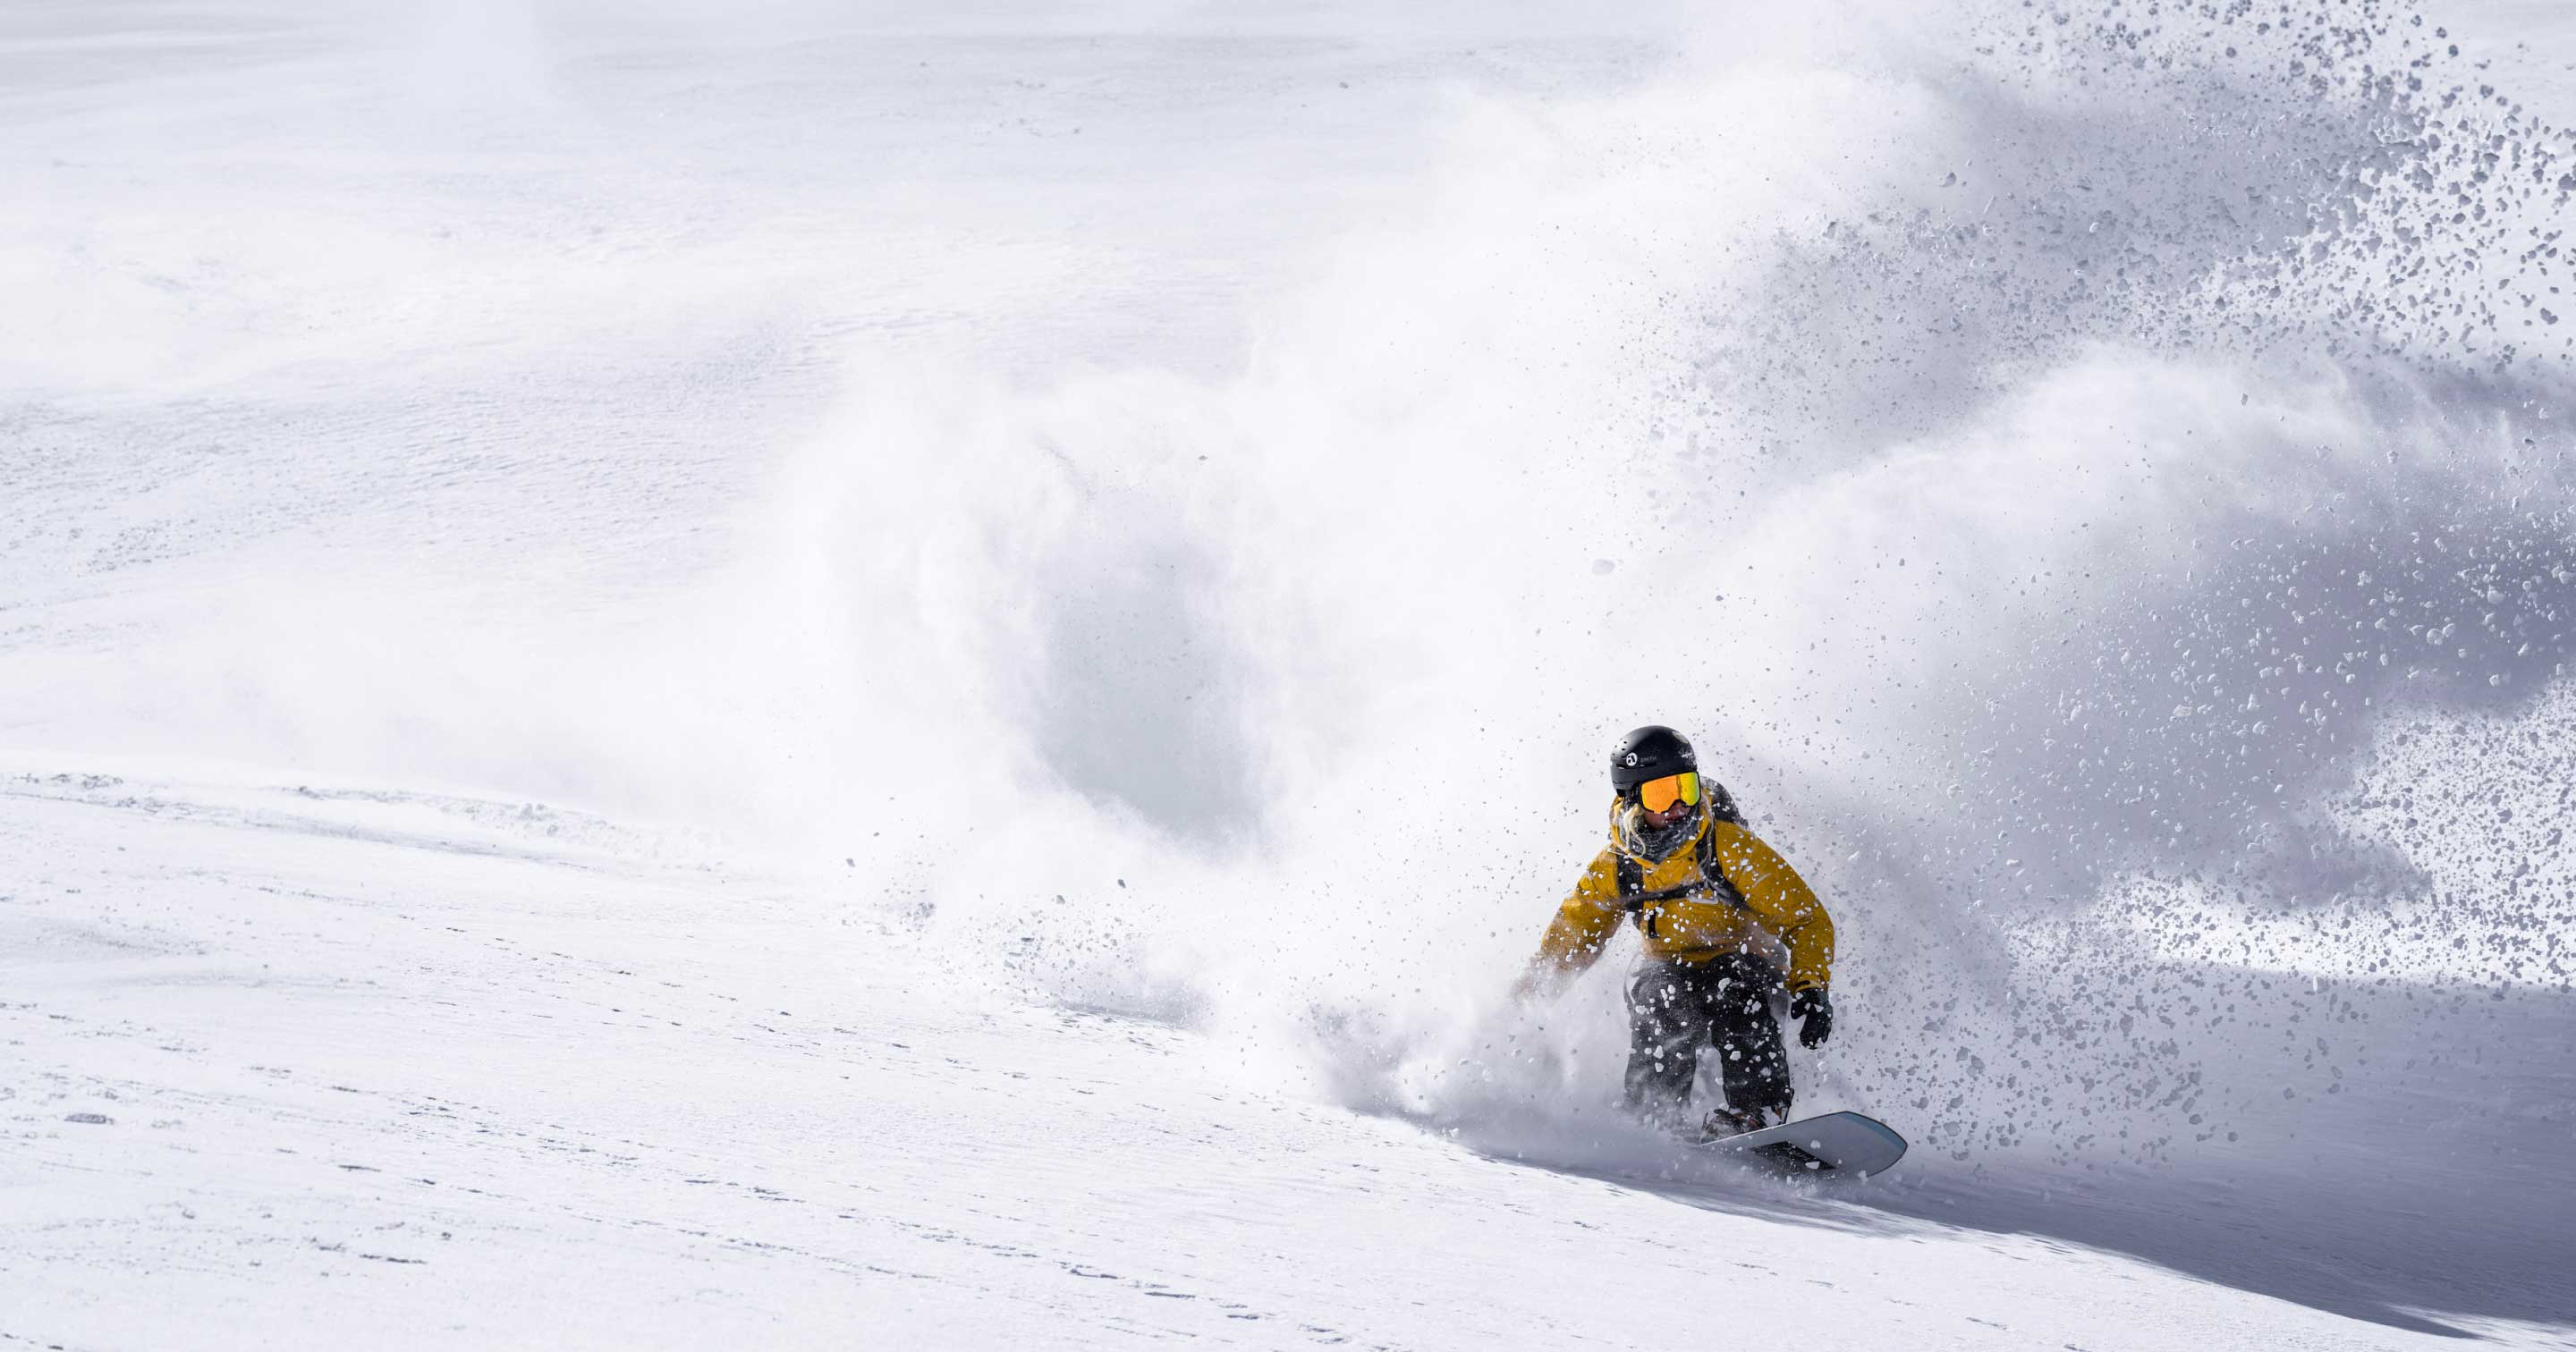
1515,725,1836,1140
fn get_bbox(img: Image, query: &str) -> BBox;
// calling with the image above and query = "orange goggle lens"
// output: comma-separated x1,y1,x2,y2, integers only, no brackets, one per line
1638,772,1701,814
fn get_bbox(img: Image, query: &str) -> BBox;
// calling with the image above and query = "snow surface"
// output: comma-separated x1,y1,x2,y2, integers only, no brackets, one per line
7,1,2576,1348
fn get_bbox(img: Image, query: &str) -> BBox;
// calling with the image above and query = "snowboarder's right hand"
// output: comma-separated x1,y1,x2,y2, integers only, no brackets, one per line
1791,986,1833,1048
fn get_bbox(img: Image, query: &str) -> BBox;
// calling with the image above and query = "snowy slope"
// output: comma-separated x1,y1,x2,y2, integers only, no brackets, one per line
6,0,2576,1348
10,768,2566,1350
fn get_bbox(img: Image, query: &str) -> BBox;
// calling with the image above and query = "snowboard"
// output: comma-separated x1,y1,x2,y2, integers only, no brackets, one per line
1689,1110,1908,1178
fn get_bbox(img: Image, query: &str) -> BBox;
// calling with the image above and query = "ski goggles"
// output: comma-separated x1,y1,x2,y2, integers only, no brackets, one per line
1635,771,1701,814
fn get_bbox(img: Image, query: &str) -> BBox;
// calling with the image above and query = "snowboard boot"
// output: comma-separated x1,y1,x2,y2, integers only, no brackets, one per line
1698,1104,1772,1141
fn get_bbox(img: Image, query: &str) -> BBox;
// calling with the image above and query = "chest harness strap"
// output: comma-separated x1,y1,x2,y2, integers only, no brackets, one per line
1615,826,1747,935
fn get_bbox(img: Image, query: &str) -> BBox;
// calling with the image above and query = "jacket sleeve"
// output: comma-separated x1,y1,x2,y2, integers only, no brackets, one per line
1706,822,1835,992
1526,849,1626,981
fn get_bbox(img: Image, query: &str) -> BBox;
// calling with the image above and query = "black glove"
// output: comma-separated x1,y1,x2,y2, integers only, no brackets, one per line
1790,987,1832,1048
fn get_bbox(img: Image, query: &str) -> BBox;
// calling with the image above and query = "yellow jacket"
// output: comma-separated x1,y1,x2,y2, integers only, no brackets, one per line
1529,805,1835,991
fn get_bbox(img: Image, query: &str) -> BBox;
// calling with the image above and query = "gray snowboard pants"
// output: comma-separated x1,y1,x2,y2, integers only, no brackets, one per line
1623,952,1793,1129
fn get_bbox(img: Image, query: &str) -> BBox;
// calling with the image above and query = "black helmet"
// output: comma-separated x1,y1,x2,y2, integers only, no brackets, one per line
1609,725,1696,792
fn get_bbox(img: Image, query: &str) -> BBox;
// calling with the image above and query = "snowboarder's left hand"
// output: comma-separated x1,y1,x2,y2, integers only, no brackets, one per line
1791,987,1832,1048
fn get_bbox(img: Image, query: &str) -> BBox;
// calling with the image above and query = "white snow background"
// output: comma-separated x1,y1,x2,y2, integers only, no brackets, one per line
5,0,2575,1347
